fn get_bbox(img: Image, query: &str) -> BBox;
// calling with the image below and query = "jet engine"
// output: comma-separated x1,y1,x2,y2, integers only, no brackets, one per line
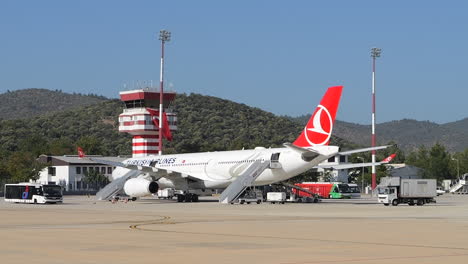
123,178,159,197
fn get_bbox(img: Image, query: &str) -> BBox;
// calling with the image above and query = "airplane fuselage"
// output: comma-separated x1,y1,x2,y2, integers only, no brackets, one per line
112,145,339,190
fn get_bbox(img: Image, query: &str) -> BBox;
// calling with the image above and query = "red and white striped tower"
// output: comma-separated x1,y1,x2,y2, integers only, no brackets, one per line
371,47,381,190
118,89,177,158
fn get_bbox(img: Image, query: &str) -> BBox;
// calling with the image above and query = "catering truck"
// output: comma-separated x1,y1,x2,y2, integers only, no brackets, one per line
377,177,437,206
294,182,351,199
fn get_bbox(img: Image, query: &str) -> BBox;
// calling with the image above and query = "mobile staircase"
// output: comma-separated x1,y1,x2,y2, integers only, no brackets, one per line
449,174,468,194
219,154,281,204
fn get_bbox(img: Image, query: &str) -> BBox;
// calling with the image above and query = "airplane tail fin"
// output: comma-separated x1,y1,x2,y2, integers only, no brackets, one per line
77,147,85,158
381,153,396,163
293,86,343,147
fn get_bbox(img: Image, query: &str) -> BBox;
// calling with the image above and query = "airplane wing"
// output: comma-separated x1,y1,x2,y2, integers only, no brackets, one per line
83,156,180,200
89,157,170,177
338,145,393,155
316,153,397,170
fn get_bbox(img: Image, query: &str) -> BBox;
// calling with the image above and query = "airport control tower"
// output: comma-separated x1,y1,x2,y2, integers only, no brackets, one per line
118,88,177,157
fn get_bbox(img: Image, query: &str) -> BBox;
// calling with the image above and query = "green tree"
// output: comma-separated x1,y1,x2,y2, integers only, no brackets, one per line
5,152,45,183
406,143,453,182
77,136,104,155
83,169,109,190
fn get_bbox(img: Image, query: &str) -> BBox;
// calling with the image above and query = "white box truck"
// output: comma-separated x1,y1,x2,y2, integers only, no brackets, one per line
157,188,175,199
378,177,437,206
267,192,286,204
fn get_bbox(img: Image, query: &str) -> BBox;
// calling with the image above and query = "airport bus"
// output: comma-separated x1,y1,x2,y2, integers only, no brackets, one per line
4,183,63,204
346,183,361,198
293,182,352,199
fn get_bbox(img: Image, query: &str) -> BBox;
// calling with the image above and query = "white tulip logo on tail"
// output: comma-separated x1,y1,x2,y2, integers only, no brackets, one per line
304,105,333,146
292,86,343,148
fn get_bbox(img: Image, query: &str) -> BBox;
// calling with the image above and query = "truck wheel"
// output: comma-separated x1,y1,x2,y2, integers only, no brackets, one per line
392,199,399,206
257,200,261,204
384,203,389,206
177,194,185,203
240,200,245,204
34,199,37,204
408,202,415,206
417,199,424,206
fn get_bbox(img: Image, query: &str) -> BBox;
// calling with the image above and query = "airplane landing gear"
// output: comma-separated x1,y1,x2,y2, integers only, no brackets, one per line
177,193,199,203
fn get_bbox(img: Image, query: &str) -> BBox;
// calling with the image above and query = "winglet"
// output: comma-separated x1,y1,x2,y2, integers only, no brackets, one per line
381,153,396,163
77,147,85,158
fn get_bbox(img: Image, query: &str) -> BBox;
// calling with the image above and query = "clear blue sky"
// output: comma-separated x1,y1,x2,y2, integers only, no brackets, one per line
1,0,467,124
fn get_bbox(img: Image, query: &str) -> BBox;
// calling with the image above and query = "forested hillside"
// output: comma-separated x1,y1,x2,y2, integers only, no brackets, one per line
291,116,468,152
0,90,355,184
0,89,107,120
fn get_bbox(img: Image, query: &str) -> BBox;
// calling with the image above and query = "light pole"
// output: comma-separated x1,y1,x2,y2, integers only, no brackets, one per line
158,30,171,155
357,156,365,193
452,158,460,179
371,47,381,190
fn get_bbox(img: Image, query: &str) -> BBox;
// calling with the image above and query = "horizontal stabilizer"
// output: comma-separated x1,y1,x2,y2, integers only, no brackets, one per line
283,143,319,162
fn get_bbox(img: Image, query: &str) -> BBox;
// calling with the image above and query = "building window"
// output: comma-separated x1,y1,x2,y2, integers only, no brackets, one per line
83,167,88,174
328,157,335,163
339,155,346,163
48,167,56,176
89,167,94,173
101,167,106,174
107,167,112,174
76,167,81,174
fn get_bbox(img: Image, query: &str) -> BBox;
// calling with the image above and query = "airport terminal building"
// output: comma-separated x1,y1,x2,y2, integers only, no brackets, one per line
37,155,126,191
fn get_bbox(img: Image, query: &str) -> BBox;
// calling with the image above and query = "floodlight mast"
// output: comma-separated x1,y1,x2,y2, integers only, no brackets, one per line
158,30,171,155
371,47,381,190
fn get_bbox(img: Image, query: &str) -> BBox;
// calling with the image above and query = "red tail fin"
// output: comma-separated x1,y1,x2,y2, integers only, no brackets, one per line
381,153,396,163
77,147,85,158
293,86,343,147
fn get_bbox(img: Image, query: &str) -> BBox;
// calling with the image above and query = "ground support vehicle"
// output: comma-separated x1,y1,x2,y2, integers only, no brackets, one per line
346,183,361,198
157,188,175,199
238,189,263,204
293,182,351,199
267,192,286,204
377,177,437,206
4,183,63,204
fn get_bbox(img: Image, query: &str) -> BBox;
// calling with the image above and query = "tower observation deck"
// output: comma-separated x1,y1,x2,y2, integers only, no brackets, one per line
118,88,177,157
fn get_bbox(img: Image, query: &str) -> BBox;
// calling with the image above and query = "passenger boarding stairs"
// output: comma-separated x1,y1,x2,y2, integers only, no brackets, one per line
219,154,280,204
449,177,467,193
96,170,142,200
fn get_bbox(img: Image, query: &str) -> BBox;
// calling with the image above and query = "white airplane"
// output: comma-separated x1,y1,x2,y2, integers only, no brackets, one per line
80,86,389,203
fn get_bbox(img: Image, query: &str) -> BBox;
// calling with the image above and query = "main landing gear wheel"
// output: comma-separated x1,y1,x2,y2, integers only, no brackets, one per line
177,193,199,203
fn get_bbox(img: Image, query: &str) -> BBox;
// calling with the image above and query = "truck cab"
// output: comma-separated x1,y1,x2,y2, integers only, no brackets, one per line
378,187,397,206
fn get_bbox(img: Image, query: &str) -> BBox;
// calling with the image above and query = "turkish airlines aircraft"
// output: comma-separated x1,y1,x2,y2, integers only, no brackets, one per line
85,86,389,202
